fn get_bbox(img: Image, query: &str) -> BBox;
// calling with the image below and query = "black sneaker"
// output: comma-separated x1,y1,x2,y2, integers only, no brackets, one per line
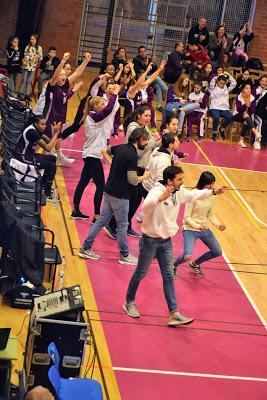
91,217,97,224
127,228,140,238
70,210,89,220
156,105,163,112
219,128,225,140
189,261,204,276
211,133,217,142
103,225,117,240
173,266,177,279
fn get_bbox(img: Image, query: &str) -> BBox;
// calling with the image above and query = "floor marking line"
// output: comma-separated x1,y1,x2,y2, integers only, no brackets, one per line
219,167,267,228
222,251,267,330
112,367,267,382
193,141,260,229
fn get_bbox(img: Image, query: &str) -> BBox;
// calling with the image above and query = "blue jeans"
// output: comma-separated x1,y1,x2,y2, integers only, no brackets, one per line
150,76,168,106
163,102,200,132
209,109,233,133
83,193,129,257
18,69,35,96
126,235,177,312
174,229,222,267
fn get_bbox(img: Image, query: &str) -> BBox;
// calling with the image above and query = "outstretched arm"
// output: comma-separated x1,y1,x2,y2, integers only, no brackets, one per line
50,52,70,86
68,52,91,84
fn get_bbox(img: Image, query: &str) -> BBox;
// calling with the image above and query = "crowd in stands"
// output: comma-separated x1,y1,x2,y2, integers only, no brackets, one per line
0,15,266,327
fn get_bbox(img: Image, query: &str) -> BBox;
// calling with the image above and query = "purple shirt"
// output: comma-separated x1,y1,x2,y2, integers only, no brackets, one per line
43,80,74,124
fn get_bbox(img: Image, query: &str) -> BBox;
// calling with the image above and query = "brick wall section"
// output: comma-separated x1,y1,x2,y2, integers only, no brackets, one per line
0,0,19,61
39,0,84,66
249,0,267,64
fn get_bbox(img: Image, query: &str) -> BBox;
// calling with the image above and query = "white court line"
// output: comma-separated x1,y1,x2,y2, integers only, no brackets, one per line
61,148,83,153
222,251,267,329
219,167,267,228
113,367,267,382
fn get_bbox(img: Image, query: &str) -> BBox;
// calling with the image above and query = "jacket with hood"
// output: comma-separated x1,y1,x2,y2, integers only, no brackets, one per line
141,182,213,239
142,148,173,192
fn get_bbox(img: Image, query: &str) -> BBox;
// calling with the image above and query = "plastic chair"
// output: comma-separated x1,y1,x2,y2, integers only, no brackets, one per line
48,342,103,400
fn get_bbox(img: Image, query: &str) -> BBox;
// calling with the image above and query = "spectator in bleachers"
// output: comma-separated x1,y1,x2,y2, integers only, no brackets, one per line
209,25,231,65
232,68,253,94
232,83,260,149
163,74,200,135
163,41,184,84
112,46,128,71
253,75,267,142
18,34,43,101
185,43,211,78
196,62,213,91
253,75,267,101
16,115,61,199
186,81,209,142
37,46,60,97
221,52,231,70
209,71,237,141
6,35,22,95
231,22,254,67
255,91,267,146
188,17,209,48
133,46,167,111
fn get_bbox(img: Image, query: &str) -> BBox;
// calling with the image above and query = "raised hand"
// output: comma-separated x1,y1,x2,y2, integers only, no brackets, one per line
62,52,70,62
159,60,167,71
118,63,124,71
158,184,175,202
84,52,91,62
113,84,121,95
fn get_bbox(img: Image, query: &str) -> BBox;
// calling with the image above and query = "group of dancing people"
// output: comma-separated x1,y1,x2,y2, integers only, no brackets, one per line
14,42,265,325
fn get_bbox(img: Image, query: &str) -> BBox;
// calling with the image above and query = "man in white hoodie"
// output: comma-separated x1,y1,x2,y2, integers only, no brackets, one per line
123,165,224,326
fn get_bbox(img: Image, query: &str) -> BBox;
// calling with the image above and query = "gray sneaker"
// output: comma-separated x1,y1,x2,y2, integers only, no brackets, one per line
168,312,194,327
122,303,140,318
189,261,204,276
78,248,100,260
119,254,138,265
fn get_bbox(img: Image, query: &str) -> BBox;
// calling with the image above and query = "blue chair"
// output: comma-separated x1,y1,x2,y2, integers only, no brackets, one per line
47,342,103,400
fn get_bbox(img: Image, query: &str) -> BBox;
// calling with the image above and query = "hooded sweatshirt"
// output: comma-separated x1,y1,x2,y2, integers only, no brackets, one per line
142,148,173,192
141,182,213,239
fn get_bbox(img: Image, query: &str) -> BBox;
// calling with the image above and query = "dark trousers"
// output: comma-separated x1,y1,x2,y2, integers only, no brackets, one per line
35,153,57,195
73,157,105,215
232,113,255,137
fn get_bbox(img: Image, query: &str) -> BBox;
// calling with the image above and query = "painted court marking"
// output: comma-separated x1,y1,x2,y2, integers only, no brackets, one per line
112,367,267,382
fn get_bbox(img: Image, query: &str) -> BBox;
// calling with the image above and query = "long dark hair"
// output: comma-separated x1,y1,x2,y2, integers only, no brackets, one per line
6,35,20,49
27,34,40,51
196,171,216,189
123,105,151,132
24,114,44,130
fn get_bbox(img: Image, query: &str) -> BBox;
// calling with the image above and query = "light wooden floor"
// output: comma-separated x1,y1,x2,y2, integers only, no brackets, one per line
1,70,267,398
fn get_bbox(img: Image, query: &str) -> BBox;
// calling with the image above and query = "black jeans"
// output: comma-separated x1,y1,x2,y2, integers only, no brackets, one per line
232,113,255,137
73,157,105,215
35,153,57,195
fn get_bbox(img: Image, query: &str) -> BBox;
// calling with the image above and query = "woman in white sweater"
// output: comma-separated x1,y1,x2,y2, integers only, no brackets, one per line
209,72,236,141
173,171,225,277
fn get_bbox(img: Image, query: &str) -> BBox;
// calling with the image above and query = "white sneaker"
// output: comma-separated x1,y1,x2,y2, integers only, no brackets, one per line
119,254,138,265
119,124,124,131
254,129,262,140
253,140,261,150
136,212,143,223
238,140,247,148
168,312,194,327
57,155,75,166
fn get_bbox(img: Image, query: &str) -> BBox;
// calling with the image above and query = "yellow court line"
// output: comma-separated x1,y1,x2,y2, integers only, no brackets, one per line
193,140,260,230
52,167,122,400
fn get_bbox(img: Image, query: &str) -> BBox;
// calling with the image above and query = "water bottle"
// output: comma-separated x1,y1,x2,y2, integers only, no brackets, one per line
58,256,66,290
52,188,59,206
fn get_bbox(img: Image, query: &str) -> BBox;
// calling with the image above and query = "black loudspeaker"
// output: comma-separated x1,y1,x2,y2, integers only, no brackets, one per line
15,0,47,49
25,317,89,392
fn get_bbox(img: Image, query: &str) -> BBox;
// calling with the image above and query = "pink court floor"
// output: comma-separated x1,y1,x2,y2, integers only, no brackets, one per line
61,130,267,400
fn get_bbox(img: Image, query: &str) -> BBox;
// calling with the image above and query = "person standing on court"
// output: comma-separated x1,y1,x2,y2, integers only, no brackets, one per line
123,166,224,326
78,128,151,265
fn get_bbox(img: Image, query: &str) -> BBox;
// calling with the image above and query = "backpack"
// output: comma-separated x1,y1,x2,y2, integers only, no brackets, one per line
245,57,264,71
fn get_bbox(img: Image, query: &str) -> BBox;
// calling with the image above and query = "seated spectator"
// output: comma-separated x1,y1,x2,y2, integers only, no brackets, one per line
231,22,254,67
133,46,167,111
232,83,260,149
221,52,231,70
232,68,253,94
252,75,267,101
196,62,213,90
38,46,60,96
188,17,209,48
112,46,128,71
6,35,22,95
186,43,211,78
15,115,61,198
209,72,237,141
255,91,267,146
209,25,231,65
253,76,267,142
186,81,209,141
162,73,200,135
164,41,184,84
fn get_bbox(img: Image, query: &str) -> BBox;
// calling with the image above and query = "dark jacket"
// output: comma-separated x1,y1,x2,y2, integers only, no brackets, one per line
164,51,184,84
6,47,22,73
133,55,157,75
112,56,127,71
39,55,60,75
256,92,267,120
231,32,254,53
188,24,209,47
